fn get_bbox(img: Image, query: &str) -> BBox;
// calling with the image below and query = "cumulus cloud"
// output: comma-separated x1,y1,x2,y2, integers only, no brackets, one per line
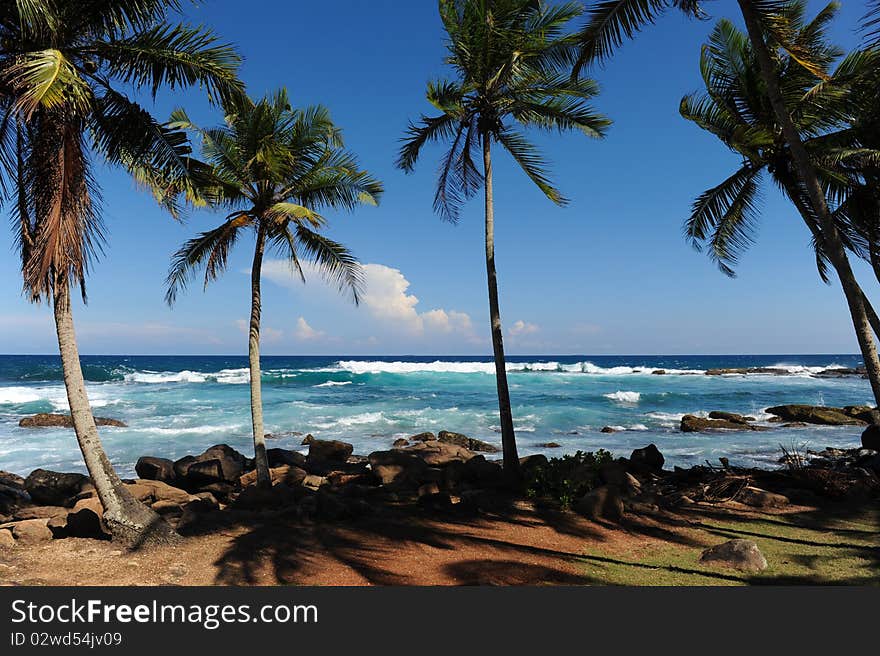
294,317,325,341
509,320,539,338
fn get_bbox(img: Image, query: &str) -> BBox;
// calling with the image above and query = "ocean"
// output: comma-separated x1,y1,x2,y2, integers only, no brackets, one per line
0,354,872,477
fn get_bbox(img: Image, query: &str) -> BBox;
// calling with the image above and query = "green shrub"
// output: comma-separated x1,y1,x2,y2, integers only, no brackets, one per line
525,449,613,509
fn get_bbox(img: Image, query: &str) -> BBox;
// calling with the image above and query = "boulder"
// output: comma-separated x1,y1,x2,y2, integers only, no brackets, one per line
681,415,766,432
24,469,90,506
573,485,625,522
708,411,755,423
185,459,225,487
135,457,177,484
418,492,454,513
629,444,665,472
539,442,561,448
699,539,767,572
368,450,429,485
738,487,789,509
519,454,548,475
764,405,867,426
461,455,504,485
392,438,410,448
66,498,110,540
307,439,354,463
240,465,307,488
0,471,29,515
267,448,307,468
301,434,316,445
173,455,198,480
11,518,53,544
0,528,14,548
600,426,618,434
19,413,127,428
437,431,500,453
403,440,476,466
13,506,67,521
599,462,641,497
862,425,880,451
409,432,436,442
302,474,328,491
197,444,249,482
132,479,195,505
652,370,667,375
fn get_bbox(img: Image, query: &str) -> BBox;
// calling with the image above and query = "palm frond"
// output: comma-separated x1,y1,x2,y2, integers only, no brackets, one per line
293,224,363,304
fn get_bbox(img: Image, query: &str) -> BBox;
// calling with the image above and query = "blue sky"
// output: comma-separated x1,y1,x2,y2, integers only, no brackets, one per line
1,0,876,356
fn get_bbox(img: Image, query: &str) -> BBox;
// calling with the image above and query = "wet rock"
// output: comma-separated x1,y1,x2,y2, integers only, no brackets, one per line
409,432,436,442
437,430,499,453
24,469,90,507
198,445,250,482
681,415,766,432
19,413,127,428
708,411,755,423
573,485,625,522
539,442,561,448
307,439,354,463
630,444,665,472
765,405,868,426
266,448,306,468
393,438,410,448
699,539,767,572
135,457,176,484
601,426,618,434
652,370,667,375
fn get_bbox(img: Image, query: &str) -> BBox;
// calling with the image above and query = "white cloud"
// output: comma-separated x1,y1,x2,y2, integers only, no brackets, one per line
294,317,325,341
509,320,539,338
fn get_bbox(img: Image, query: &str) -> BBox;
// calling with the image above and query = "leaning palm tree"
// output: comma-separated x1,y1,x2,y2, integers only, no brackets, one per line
576,0,880,404
681,8,880,343
165,89,383,488
397,0,609,480
0,0,242,546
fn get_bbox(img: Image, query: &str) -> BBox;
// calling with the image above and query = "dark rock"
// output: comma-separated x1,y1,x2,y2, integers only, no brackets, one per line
19,413,127,428
0,472,30,515
402,440,476,466
65,498,111,540
765,405,868,426
699,539,767,572
652,370,667,375
862,424,880,451
266,448,307,468
437,430,499,453
392,438,410,448
24,469,90,507
368,450,428,485
708,411,754,423
519,454,548,475
409,432,436,442
135,457,176,484
198,444,249,482
417,492,453,513
681,415,766,432
461,455,504,486
539,442,561,449
601,426,618,434
301,434,316,445
573,485,625,522
185,459,225,487
629,444,664,472
307,439,353,463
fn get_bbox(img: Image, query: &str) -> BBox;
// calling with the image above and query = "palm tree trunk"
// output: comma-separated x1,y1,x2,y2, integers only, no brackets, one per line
739,0,880,405
482,134,520,480
52,277,177,547
249,226,271,488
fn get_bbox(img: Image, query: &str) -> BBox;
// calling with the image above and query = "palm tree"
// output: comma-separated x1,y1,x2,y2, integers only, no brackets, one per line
0,1,242,546
165,90,383,488
576,0,880,405
680,7,880,342
397,0,609,480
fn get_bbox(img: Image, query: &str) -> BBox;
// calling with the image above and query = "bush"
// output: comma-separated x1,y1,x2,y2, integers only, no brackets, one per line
525,449,613,509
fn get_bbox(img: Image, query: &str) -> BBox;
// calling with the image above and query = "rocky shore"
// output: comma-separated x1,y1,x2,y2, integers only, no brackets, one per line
2,417,878,551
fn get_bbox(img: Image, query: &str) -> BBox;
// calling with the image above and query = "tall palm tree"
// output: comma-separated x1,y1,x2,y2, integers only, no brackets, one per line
680,7,880,341
0,1,242,546
576,0,880,405
397,0,609,480
165,90,383,488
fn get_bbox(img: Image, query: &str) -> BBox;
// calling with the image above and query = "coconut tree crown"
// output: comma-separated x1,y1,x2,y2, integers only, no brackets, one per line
164,88,383,305
0,0,243,301
397,0,610,221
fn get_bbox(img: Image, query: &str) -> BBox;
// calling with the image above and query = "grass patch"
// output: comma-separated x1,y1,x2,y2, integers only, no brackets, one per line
578,503,880,585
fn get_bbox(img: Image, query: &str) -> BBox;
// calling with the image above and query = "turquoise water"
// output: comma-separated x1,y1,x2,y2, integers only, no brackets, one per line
0,354,871,477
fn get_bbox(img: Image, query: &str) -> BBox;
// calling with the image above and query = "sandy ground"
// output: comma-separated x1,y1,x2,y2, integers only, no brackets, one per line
4,498,865,586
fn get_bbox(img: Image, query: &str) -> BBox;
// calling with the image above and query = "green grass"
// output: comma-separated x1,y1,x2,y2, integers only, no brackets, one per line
578,504,880,585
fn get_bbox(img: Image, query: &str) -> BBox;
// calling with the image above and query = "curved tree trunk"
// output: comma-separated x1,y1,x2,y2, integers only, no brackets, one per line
249,226,271,488
739,0,880,404
53,278,178,548
482,134,520,481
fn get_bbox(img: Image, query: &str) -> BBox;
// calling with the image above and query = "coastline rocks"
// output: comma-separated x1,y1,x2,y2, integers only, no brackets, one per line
600,426,618,434
24,469,90,507
539,442,561,449
267,448,306,468
681,415,767,433
135,457,176,484
573,485,625,522
630,444,664,472
409,432,436,442
19,413,127,428
307,439,353,463
708,411,756,423
436,431,500,454
862,425,880,451
239,465,307,489
402,440,476,467
0,472,30,515
519,454,548,475
368,450,429,486
393,438,410,448
765,404,871,426
699,539,767,572
65,498,111,540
